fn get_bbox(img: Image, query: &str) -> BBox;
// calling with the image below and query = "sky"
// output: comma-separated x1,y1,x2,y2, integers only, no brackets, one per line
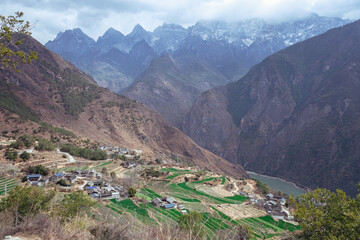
1,0,360,44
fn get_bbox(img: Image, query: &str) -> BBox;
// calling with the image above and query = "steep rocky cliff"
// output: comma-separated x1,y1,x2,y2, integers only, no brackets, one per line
0,36,247,179
184,20,360,195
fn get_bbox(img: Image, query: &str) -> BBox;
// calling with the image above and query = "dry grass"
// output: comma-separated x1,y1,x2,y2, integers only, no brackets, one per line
0,214,91,240
0,211,252,240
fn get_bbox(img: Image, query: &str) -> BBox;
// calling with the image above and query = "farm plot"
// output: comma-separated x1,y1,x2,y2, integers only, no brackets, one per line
169,182,247,204
220,177,226,184
107,199,155,224
138,188,162,200
195,184,233,198
212,204,266,220
189,177,218,185
173,195,201,202
147,204,182,223
105,183,296,239
161,168,193,180
236,215,301,239
0,178,18,195
93,161,113,169
160,168,190,173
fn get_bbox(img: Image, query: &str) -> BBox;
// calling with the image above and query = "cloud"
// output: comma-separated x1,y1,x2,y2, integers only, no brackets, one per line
1,0,359,44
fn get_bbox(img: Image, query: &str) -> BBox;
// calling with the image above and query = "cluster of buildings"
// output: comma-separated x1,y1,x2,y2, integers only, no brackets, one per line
85,180,127,199
151,197,186,213
247,192,292,221
99,146,130,155
26,169,129,201
26,169,102,187
263,193,292,221
98,146,143,158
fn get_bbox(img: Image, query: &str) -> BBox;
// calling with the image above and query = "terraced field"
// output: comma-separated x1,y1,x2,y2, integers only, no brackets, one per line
0,177,18,195
161,167,192,180
107,199,156,224
236,215,301,239
169,182,247,204
104,168,299,239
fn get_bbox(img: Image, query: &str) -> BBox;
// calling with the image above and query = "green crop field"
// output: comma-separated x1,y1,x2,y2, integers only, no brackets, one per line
0,178,18,195
224,195,247,202
141,188,162,199
190,177,218,184
236,215,301,239
165,173,182,180
160,168,184,172
174,195,201,202
220,177,226,184
104,178,296,239
108,199,155,224
94,161,112,168
169,182,247,204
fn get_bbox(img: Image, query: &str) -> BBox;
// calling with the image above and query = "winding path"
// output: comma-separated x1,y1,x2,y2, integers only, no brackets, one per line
56,149,75,162
232,181,239,194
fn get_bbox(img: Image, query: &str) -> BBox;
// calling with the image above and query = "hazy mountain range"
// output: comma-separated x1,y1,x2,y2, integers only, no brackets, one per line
46,14,351,93
45,14,351,128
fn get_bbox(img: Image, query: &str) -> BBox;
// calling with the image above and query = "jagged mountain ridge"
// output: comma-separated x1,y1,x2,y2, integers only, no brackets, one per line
45,14,351,93
0,35,247,179
183,20,360,196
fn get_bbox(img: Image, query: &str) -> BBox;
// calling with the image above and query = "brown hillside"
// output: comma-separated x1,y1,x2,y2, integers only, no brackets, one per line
0,36,247,179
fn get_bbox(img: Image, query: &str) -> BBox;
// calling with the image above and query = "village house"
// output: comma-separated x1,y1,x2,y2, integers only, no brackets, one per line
85,181,123,200
49,172,64,182
38,176,49,187
27,174,42,186
121,162,136,168
151,197,177,209
27,174,41,182
64,174,77,184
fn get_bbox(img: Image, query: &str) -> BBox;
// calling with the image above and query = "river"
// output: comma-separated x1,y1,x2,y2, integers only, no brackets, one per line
248,171,306,197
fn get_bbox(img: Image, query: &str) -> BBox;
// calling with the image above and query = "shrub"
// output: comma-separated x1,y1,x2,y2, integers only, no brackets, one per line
56,179,67,187
5,149,18,161
57,191,95,221
60,144,107,160
18,135,35,148
0,186,55,226
254,179,270,195
21,176,28,182
128,187,137,197
28,165,50,176
35,138,55,151
178,211,204,239
20,152,30,161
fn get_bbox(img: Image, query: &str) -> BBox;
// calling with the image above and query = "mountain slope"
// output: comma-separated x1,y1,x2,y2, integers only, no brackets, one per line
124,54,230,128
45,14,350,93
184,20,360,196
0,36,247,179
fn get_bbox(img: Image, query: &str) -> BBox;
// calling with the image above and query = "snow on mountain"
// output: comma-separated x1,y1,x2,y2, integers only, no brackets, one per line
45,14,352,92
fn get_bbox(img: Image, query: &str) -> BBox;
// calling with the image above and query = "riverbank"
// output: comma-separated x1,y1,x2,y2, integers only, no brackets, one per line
247,171,307,197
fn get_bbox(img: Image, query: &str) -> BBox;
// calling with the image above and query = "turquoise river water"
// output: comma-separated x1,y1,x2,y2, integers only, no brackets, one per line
248,172,306,197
